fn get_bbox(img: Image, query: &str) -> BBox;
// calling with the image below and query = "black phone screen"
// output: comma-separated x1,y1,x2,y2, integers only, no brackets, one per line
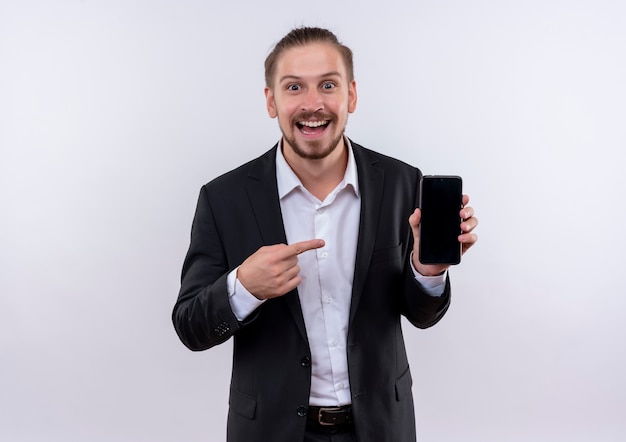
418,176,463,265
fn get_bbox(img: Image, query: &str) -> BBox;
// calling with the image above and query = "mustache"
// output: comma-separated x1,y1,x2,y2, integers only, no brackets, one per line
292,111,335,123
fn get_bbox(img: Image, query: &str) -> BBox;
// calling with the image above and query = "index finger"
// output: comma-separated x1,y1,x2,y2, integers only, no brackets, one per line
285,239,325,256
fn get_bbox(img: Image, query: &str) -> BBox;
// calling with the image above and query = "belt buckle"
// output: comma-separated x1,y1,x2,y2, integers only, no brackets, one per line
318,406,344,426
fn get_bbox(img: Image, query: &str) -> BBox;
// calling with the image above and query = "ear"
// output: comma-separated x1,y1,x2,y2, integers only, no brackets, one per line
264,86,278,118
348,80,357,113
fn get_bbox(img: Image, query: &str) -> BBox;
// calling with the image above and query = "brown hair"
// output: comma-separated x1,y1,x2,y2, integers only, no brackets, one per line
264,27,354,88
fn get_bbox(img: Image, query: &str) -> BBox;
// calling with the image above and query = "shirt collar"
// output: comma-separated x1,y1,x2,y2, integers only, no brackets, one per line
276,138,360,200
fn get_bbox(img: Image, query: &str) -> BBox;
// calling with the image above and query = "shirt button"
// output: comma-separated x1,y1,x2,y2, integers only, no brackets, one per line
321,252,328,258
336,382,345,389
297,406,307,417
325,296,332,304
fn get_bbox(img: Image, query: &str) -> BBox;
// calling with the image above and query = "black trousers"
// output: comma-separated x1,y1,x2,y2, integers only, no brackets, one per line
303,422,357,442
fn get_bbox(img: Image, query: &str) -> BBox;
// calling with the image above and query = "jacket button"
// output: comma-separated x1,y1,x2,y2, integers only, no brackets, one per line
296,406,307,417
213,322,230,336
300,356,311,367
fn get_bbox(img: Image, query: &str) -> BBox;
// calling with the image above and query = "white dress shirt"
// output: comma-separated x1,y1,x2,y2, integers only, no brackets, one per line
227,140,446,406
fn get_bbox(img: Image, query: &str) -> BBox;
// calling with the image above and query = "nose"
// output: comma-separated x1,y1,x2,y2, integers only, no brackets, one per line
301,88,323,112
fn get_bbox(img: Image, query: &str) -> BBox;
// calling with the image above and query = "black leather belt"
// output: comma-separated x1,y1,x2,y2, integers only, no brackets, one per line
307,405,353,426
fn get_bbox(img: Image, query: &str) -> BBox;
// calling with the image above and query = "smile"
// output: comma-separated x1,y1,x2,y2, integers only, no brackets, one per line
297,120,329,135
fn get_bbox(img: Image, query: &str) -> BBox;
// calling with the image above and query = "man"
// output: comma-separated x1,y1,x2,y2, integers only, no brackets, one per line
173,27,478,442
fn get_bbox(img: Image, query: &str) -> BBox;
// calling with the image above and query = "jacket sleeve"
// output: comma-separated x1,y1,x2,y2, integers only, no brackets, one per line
171,185,244,351
400,268,451,329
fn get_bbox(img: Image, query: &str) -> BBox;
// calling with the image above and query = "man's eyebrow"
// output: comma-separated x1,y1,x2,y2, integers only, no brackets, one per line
278,72,343,83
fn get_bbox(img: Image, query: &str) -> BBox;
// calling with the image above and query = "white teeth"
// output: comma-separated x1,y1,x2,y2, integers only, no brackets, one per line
299,120,328,128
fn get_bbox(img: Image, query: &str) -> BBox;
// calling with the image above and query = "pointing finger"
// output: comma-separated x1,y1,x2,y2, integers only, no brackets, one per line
285,239,325,256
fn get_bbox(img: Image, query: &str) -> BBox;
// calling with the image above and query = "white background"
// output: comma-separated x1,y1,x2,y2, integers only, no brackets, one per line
1,1,625,441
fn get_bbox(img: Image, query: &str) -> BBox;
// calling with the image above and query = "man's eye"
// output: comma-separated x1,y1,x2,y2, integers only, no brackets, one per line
287,84,301,91
322,82,335,90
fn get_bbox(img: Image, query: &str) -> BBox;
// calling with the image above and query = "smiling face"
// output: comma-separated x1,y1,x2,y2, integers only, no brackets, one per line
264,42,357,161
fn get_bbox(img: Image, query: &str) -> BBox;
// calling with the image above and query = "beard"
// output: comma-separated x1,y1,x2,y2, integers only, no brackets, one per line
280,110,347,160
282,130,345,160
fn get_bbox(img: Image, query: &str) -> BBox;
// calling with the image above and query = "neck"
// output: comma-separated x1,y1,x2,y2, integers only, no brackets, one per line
282,137,348,201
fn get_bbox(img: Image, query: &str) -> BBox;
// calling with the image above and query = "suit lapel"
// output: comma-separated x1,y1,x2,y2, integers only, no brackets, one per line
246,146,287,245
245,145,309,341
349,143,385,324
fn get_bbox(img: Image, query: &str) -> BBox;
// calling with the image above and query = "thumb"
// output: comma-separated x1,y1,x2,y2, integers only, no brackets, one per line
408,208,421,236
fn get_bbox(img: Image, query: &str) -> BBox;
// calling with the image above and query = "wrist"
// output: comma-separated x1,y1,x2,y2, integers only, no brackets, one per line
414,260,446,277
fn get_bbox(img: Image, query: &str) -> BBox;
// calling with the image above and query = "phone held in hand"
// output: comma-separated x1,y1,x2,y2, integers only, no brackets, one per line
418,175,463,265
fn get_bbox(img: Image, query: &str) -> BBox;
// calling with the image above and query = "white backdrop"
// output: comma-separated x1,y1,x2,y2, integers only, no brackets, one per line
1,1,625,441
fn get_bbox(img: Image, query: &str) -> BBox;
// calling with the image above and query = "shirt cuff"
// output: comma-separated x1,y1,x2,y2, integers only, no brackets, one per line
227,267,266,321
409,252,447,297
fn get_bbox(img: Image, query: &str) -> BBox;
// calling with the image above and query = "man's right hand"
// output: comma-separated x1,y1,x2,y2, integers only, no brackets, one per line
236,239,325,300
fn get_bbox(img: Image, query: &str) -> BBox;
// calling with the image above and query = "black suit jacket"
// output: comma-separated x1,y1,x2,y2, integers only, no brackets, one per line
173,141,451,442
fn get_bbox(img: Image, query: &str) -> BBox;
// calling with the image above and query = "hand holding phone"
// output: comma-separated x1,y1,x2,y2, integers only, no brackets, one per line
418,175,463,265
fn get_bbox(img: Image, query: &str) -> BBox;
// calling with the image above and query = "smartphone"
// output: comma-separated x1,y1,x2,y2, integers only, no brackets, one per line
419,175,463,265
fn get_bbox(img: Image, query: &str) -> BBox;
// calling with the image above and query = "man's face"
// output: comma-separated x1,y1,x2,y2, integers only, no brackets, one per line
265,43,357,161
